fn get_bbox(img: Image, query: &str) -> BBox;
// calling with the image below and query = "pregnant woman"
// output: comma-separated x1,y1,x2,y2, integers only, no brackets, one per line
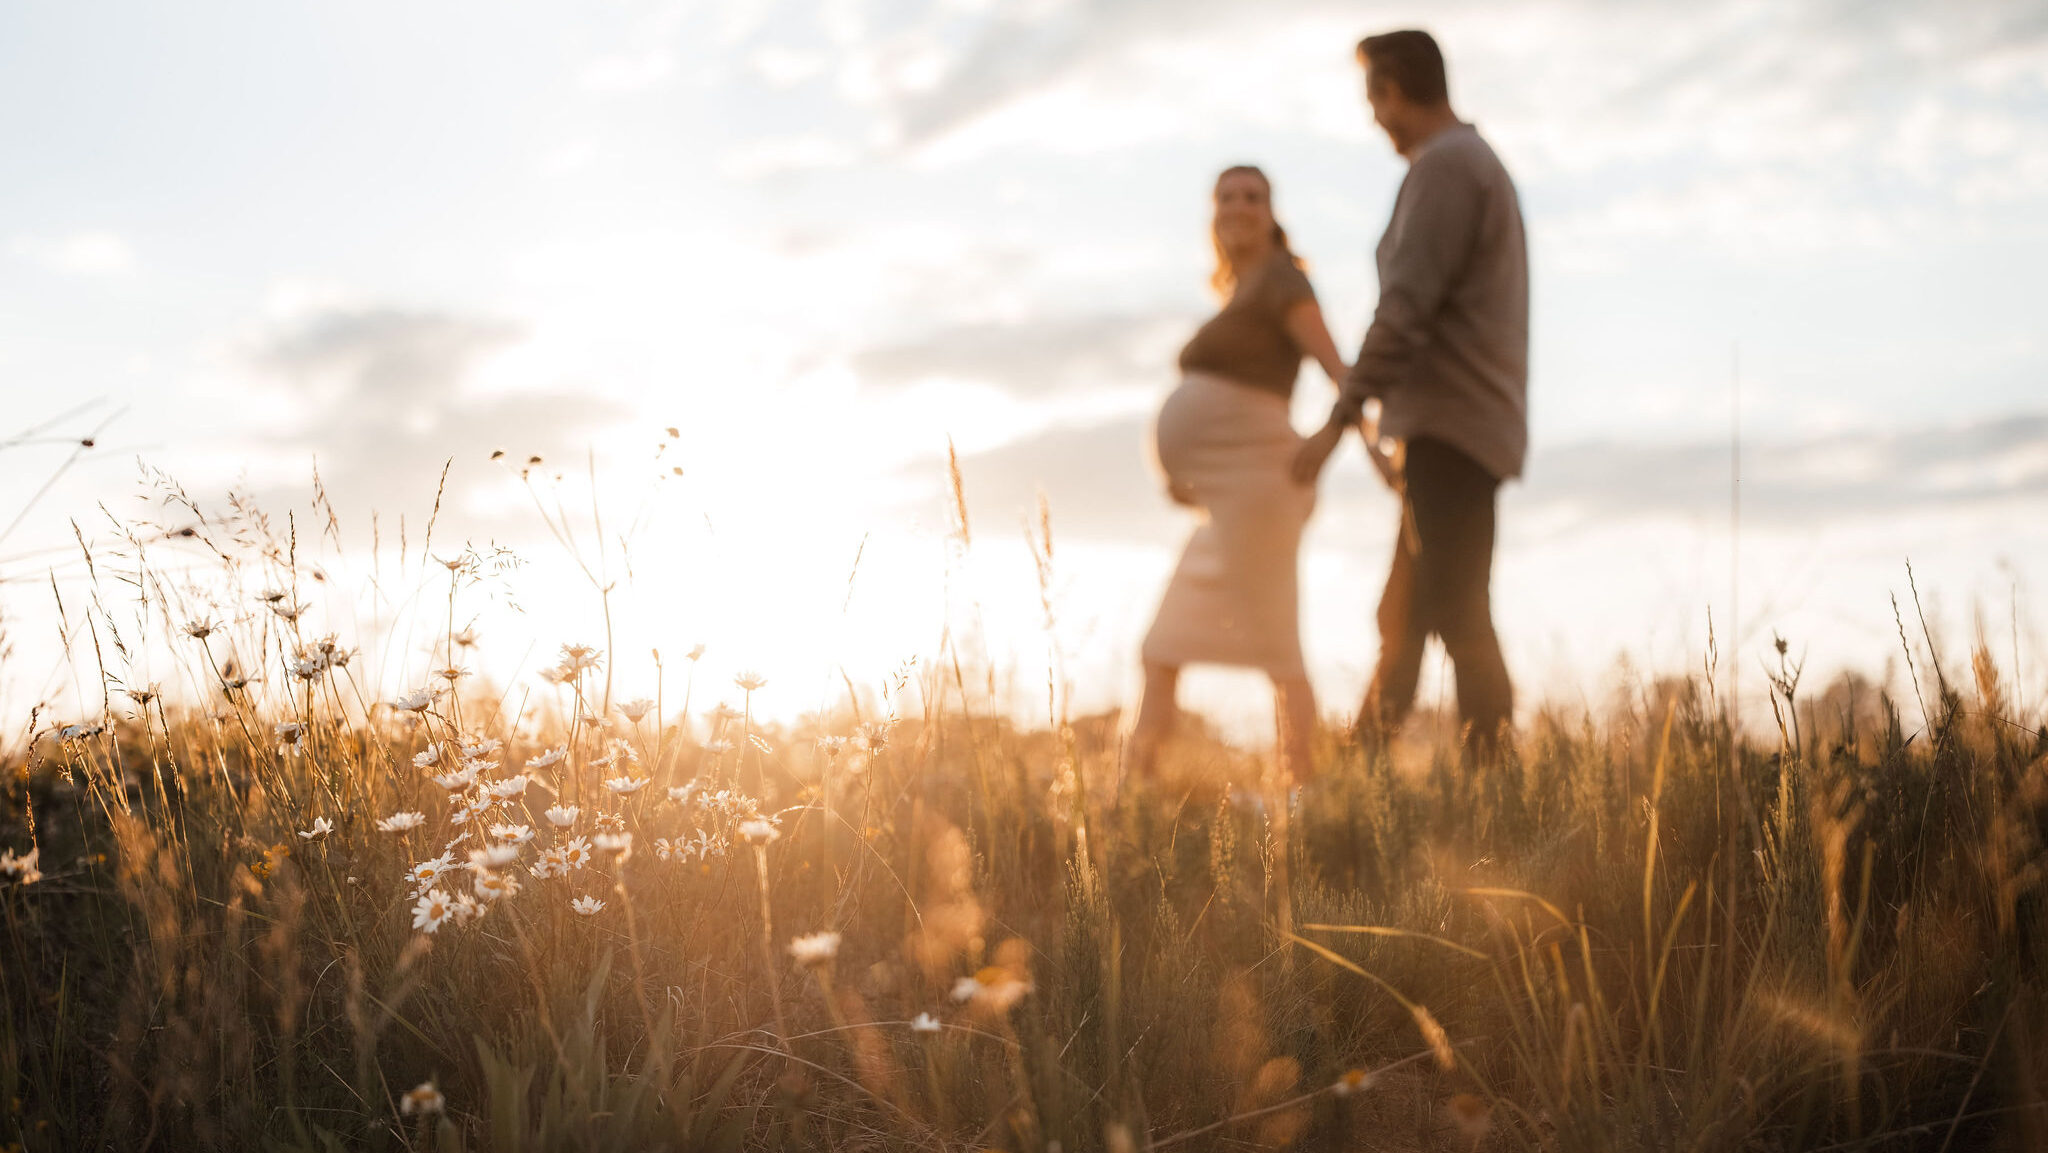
1128,165,1367,783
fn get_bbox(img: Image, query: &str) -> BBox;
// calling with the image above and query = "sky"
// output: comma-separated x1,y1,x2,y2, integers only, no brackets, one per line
3,0,2047,737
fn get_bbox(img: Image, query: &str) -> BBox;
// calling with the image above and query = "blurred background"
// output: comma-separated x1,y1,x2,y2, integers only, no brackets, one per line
3,0,2045,736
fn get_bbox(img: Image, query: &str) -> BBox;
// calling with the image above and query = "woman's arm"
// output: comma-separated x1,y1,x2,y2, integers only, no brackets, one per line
1284,298,1348,386
1285,298,1400,489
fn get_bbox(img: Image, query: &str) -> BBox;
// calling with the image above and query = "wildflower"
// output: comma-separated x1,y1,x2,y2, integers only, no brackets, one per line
59,722,106,741
184,618,219,640
400,1081,445,1116
708,704,743,727
258,588,288,604
561,836,593,870
817,736,848,759
788,931,842,968
449,892,482,923
1332,1068,1375,1096
447,799,477,825
474,868,520,901
949,966,1032,1013
388,688,439,713
593,832,633,855
432,766,479,791
653,837,677,861
617,698,654,723
412,744,444,769
490,823,535,845
543,804,579,828
290,656,327,681
272,601,308,622
377,811,427,833
408,853,456,891
686,643,706,661
299,816,335,841
602,775,650,795
412,889,455,933
910,1012,942,1034
482,775,531,800
451,627,479,647
0,847,42,885
557,644,603,676
468,844,519,869
531,847,569,878
594,812,626,833
734,671,767,693
570,895,606,916
860,722,892,754
738,817,780,845
668,782,701,805
435,665,470,683
527,747,566,770
462,736,503,759
1446,1094,1491,1143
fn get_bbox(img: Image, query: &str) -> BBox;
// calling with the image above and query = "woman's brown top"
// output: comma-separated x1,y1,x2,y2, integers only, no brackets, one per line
1176,248,1316,400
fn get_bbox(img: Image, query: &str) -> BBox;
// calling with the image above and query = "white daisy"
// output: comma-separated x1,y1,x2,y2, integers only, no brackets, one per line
543,805,579,828
593,812,627,833
376,811,426,833
738,817,780,846
468,844,519,869
432,766,478,791
411,889,454,933
593,832,632,853
407,853,456,891
490,823,535,845
473,869,520,901
400,1081,445,1115
530,847,569,879
910,1012,942,1034
298,816,335,841
617,698,655,722
601,775,649,795
412,744,444,769
388,688,439,713
527,747,566,770
561,836,592,870
482,775,531,800
570,895,606,916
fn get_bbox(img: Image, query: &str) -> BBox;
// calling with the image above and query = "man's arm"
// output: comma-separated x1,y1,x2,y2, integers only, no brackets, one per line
1328,153,1482,427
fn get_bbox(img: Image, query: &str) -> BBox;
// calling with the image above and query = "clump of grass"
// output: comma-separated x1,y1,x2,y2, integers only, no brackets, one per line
1,469,2044,1152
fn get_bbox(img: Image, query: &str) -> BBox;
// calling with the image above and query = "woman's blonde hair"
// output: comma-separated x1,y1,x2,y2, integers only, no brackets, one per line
1210,165,1303,298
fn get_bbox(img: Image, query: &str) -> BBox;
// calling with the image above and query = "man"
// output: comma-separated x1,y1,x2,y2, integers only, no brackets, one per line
1292,29,1528,754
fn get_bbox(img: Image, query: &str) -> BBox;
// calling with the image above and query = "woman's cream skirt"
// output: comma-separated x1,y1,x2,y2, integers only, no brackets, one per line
1141,372,1315,681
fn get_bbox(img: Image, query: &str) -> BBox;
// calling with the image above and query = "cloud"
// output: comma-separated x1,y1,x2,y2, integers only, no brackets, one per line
579,49,676,92
853,311,1189,398
913,408,2048,549
10,230,137,277
233,303,628,520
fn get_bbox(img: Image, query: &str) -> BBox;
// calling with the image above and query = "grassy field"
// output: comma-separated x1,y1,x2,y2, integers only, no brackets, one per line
3,496,2046,1151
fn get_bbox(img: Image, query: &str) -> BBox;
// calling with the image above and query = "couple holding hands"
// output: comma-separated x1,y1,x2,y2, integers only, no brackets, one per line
1127,30,1528,781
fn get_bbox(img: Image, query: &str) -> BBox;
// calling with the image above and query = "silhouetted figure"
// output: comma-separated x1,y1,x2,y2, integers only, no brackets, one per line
1293,30,1528,756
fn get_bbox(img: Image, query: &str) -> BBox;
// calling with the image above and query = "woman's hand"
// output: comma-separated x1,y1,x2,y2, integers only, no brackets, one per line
1291,419,1345,485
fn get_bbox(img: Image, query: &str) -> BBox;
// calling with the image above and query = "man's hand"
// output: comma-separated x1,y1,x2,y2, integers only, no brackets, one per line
1291,419,1345,485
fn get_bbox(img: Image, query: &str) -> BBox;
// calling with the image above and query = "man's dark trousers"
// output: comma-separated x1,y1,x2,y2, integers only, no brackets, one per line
1361,436,1513,747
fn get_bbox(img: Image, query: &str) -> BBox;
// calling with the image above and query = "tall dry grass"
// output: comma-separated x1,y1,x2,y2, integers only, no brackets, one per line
2,470,2046,1152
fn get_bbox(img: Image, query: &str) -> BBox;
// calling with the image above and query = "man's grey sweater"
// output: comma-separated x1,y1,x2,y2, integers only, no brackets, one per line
1332,121,1529,482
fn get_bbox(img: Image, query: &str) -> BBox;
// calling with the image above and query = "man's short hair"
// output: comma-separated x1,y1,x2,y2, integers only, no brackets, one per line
1357,30,1448,106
